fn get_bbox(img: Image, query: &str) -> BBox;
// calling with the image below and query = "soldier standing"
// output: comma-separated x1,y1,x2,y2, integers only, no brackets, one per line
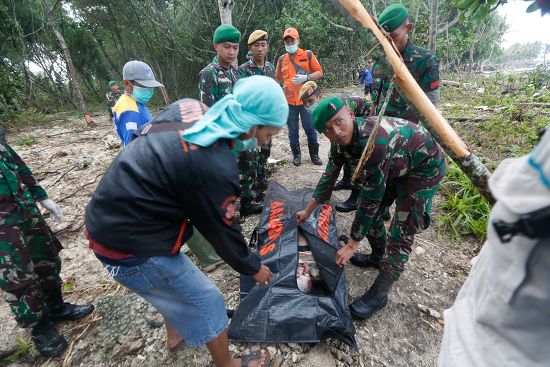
296,97,447,319
198,24,241,107
105,80,123,118
338,3,441,216
299,81,369,194
0,129,93,357
236,30,276,214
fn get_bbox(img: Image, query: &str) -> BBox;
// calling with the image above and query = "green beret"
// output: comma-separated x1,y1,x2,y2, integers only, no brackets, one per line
312,96,345,133
108,80,117,87
378,4,409,32
213,24,241,43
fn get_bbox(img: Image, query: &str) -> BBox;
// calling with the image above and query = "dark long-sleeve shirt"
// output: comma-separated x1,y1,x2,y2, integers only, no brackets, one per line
85,99,261,275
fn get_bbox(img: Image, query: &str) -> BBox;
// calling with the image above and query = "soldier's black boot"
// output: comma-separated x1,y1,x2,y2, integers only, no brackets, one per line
333,179,353,191
349,269,395,320
350,238,386,269
31,317,68,357
47,288,94,322
335,187,360,212
240,199,263,216
308,143,323,166
290,144,301,167
381,206,391,221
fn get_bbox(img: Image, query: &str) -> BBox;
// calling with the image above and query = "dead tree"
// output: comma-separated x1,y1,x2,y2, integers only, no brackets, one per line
42,0,93,125
218,0,235,25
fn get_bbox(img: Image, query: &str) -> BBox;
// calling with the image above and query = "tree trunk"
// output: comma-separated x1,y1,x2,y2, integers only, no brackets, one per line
217,0,235,25
428,0,438,52
42,0,92,125
217,0,237,67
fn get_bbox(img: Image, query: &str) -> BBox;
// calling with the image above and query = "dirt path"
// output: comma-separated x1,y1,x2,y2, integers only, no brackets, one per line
1,99,475,366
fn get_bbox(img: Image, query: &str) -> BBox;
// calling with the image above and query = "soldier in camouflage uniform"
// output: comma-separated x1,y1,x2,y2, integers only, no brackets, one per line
299,81,370,200
296,97,447,319
198,24,241,108
235,30,276,214
340,3,441,216
0,128,93,357
105,80,123,118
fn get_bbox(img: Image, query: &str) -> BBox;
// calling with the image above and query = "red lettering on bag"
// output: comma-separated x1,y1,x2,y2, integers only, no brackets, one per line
317,204,332,242
259,201,284,256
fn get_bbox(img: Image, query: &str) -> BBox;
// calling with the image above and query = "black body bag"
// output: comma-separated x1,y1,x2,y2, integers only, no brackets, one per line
228,183,357,349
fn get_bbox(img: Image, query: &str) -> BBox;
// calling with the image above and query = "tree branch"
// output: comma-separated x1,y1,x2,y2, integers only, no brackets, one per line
318,11,354,32
437,14,460,34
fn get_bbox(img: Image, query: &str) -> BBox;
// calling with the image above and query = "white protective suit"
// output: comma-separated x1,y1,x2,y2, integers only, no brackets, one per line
438,126,550,367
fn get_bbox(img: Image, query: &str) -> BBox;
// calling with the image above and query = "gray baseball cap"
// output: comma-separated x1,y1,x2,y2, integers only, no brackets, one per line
122,60,164,88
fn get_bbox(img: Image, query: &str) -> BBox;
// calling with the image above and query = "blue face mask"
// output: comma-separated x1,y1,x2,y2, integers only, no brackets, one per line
234,137,258,152
285,44,298,54
132,85,154,104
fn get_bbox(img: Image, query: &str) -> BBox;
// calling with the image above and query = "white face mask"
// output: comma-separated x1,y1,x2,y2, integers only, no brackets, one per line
285,44,298,54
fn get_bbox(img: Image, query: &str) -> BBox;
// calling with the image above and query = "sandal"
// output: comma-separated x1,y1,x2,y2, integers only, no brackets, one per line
241,348,271,367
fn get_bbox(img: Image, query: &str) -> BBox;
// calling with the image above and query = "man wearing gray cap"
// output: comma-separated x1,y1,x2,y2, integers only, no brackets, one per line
113,60,164,146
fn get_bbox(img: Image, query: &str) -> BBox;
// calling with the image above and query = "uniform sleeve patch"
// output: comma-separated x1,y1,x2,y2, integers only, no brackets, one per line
125,122,138,130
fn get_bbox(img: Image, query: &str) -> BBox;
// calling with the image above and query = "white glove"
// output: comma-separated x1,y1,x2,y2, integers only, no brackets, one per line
39,199,65,221
291,74,308,85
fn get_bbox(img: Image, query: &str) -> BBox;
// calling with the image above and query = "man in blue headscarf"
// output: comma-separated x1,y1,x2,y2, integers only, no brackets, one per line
85,76,287,367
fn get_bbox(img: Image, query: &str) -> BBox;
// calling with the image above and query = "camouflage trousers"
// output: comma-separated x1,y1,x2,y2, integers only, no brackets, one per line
237,141,271,201
0,204,62,328
364,171,445,280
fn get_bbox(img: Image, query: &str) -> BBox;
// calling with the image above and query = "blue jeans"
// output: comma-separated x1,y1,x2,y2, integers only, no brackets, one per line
287,104,318,146
101,253,227,347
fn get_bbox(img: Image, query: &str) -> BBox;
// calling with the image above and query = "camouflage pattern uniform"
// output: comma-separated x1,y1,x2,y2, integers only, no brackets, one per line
313,116,447,279
341,95,370,118
236,59,276,200
0,136,62,327
372,41,440,123
339,95,370,183
198,56,238,108
106,90,124,118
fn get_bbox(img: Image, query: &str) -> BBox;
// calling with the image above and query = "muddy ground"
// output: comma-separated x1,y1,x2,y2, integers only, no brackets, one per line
0,87,479,367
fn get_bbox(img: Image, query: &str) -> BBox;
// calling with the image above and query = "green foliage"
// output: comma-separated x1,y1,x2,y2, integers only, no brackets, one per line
63,281,75,293
453,0,541,21
13,136,37,146
2,337,36,362
439,161,491,240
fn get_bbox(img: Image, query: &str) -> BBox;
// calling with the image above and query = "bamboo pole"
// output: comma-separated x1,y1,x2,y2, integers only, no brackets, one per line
339,0,494,203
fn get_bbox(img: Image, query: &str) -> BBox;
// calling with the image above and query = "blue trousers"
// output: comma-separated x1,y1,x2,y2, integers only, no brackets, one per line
287,104,318,146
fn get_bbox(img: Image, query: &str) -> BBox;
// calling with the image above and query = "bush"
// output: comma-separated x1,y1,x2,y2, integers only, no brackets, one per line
438,161,491,240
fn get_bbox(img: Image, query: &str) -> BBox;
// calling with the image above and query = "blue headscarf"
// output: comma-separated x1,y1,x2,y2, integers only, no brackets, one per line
182,75,288,146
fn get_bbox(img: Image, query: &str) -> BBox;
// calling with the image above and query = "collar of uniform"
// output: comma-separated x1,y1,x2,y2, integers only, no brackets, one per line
401,41,414,63
288,48,305,59
212,56,234,71
350,118,361,145
249,58,265,70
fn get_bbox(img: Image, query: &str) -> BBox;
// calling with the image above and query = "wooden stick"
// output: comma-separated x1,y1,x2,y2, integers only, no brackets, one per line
339,0,471,161
63,323,92,367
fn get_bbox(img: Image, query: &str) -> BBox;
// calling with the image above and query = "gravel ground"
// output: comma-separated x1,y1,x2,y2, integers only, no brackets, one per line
0,95,475,366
